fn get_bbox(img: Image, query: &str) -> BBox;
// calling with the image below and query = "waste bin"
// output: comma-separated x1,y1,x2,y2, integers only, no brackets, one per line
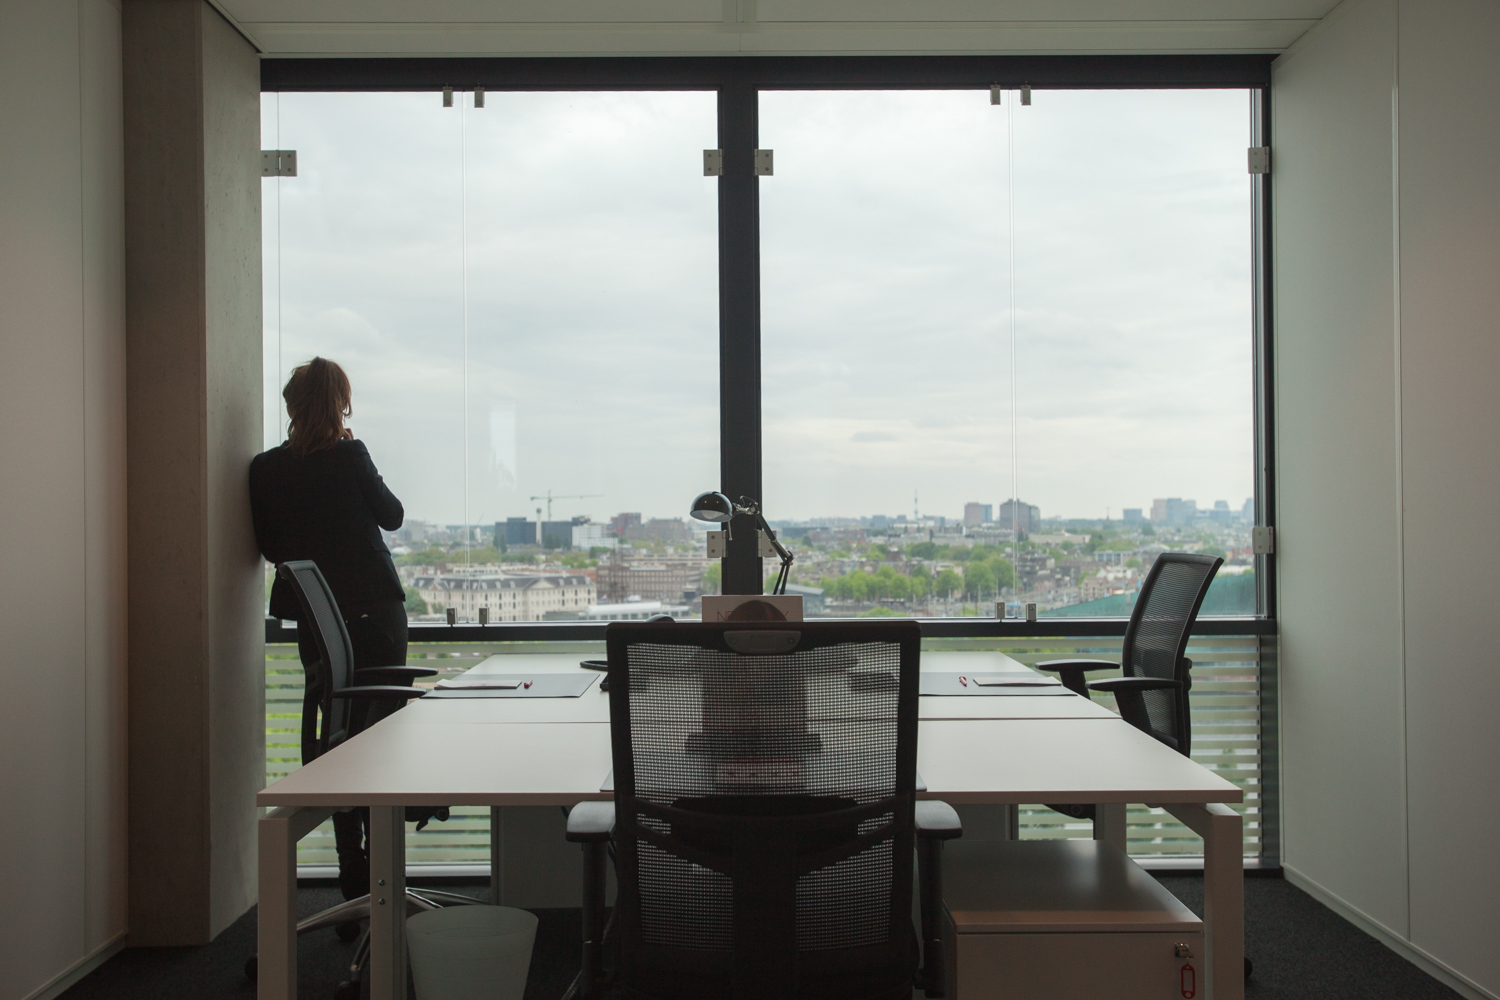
406,905,538,1000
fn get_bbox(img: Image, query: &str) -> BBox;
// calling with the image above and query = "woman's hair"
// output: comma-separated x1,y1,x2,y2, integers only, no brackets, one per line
283,357,352,457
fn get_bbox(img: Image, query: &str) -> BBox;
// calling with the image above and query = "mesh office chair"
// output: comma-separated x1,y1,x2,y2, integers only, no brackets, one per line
246,560,478,1000
1037,551,1223,757
566,620,962,1000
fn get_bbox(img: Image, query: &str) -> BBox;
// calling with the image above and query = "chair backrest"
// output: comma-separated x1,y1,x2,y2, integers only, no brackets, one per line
1119,552,1223,755
605,620,921,1000
277,560,357,762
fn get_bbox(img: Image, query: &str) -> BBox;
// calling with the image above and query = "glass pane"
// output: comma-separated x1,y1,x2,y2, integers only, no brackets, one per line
263,91,719,625
759,90,1255,618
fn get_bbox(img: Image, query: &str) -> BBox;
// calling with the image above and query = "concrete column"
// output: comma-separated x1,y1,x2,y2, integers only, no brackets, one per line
123,0,262,945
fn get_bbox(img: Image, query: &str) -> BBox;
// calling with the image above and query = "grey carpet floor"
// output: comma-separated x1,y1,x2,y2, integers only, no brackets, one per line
59,873,1463,1000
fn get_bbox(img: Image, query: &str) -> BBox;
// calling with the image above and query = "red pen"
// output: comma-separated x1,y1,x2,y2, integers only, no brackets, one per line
959,676,968,687
523,680,533,689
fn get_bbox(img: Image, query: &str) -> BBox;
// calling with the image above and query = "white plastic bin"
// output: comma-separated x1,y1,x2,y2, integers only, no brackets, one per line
406,905,538,1000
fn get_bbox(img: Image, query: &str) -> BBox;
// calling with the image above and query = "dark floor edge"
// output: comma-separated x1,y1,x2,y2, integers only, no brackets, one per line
25,933,125,1000
1283,865,1493,1000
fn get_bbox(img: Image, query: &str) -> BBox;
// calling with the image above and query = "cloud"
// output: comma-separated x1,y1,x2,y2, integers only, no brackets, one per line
263,88,1254,525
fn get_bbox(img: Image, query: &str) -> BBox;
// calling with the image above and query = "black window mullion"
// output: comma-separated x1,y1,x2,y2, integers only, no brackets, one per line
1251,87,1276,619
717,78,764,595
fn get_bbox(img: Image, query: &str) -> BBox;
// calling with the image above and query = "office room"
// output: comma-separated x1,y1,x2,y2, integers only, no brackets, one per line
2,1,1497,999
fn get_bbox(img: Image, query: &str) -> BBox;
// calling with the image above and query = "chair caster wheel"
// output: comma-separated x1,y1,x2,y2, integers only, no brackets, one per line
335,980,360,1000
244,955,258,982
1245,956,1254,980
336,919,362,942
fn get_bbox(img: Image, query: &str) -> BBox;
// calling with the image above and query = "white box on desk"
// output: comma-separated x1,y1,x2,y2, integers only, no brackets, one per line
700,594,803,621
941,840,1204,1000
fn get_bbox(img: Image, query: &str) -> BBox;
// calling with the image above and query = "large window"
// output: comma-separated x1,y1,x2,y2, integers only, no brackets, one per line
759,89,1256,618
262,91,719,623
261,64,1267,626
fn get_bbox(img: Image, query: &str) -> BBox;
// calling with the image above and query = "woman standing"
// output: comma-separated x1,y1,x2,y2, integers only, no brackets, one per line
250,356,406,899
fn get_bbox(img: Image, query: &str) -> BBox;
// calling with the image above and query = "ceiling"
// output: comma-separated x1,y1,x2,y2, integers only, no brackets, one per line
213,0,1344,57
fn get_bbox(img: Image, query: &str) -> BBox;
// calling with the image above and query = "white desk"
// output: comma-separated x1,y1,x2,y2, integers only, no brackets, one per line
257,655,1242,1000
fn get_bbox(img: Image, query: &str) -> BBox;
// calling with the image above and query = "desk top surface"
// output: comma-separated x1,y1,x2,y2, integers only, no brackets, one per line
258,648,1239,807
394,651,1114,724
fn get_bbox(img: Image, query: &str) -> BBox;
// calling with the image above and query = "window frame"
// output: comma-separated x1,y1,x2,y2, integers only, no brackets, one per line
260,54,1277,641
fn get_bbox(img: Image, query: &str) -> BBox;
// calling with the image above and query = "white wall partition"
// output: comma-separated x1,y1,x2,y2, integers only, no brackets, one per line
0,2,129,999
1274,1,1500,997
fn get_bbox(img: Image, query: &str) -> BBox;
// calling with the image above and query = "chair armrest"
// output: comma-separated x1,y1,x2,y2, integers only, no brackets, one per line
353,666,438,684
1088,677,1180,694
1034,659,1118,696
566,801,615,843
1034,658,1119,672
331,685,427,701
915,800,963,840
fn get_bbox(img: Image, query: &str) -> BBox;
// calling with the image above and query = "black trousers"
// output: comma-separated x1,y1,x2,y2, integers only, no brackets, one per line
297,599,408,899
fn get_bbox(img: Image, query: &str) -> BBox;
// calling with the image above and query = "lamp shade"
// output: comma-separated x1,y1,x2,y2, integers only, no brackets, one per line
689,491,734,522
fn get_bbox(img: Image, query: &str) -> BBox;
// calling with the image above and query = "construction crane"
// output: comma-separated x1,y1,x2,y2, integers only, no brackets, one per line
530,491,603,521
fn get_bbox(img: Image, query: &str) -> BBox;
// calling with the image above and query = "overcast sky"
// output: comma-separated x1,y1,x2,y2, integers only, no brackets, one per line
262,87,1252,528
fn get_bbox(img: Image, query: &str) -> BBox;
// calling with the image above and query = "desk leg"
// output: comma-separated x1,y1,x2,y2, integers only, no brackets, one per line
1094,802,1127,852
1166,803,1243,1000
258,806,334,1000
369,806,407,1000
490,806,502,905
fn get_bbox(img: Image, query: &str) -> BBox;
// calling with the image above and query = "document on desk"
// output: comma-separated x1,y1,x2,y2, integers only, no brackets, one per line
425,673,600,698
920,672,1073,696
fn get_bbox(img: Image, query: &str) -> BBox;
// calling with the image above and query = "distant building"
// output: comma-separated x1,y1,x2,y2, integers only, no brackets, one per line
539,517,587,549
608,512,642,537
963,502,993,527
572,521,616,550
1241,497,1255,522
623,518,692,544
998,498,1040,535
495,517,534,548
1150,498,1197,525
1123,508,1144,523
1209,500,1233,524
784,583,826,615
414,572,595,622
1014,549,1059,592
597,556,707,603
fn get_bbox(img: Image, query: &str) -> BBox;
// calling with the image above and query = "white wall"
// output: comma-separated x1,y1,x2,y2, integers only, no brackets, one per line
0,2,129,999
1274,2,1500,997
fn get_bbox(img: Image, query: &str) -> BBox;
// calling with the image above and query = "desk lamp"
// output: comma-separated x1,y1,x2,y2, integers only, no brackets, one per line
690,491,795,595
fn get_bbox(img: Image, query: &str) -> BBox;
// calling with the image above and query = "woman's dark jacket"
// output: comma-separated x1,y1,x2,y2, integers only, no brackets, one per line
249,438,405,621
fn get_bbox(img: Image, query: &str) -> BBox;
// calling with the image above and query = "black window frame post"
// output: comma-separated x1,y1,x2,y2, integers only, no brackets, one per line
717,73,765,596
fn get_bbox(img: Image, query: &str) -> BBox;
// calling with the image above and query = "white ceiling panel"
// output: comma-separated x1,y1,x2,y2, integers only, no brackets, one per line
217,0,1336,56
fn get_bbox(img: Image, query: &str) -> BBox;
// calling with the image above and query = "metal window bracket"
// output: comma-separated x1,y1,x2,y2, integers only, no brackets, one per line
261,150,296,177
990,84,1002,105
1248,146,1271,174
754,149,773,176
703,149,723,176
442,86,454,108
757,529,780,558
1251,526,1275,554
706,530,726,559
1021,84,1032,105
